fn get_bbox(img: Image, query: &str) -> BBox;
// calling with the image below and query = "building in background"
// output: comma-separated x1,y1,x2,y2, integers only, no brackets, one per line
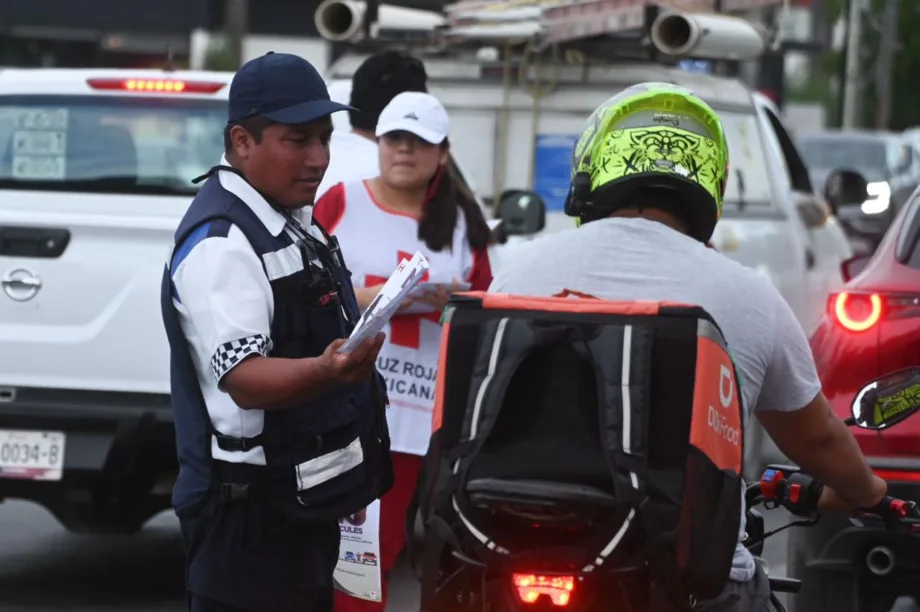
0,0,208,68
0,0,448,73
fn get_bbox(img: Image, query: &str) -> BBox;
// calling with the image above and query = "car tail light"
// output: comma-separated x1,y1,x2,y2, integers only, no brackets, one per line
830,292,920,332
833,292,882,332
86,78,226,94
512,573,575,606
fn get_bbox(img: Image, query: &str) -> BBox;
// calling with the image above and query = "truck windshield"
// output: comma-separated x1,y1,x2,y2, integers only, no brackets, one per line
717,110,773,208
0,95,226,196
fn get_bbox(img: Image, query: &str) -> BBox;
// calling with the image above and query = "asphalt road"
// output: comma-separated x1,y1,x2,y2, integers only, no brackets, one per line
0,499,913,611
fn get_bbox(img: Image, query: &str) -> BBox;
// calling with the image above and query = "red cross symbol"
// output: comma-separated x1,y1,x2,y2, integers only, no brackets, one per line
365,251,441,349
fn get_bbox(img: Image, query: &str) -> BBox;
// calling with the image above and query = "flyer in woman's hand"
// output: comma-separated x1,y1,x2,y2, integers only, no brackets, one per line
337,251,430,354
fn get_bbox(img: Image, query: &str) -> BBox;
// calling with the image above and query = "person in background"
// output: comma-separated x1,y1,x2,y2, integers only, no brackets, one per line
314,91,494,611
316,50,428,199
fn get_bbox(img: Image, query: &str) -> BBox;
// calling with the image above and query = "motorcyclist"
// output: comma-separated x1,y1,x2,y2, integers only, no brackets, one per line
487,82,888,611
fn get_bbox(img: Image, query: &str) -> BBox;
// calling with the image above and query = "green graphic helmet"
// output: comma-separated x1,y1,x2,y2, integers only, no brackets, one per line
563,82,729,243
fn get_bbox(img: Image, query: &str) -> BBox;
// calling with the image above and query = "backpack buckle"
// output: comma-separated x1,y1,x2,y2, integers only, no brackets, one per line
219,483,250,501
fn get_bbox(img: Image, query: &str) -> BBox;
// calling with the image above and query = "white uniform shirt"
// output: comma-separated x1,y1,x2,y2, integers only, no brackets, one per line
169,157,325,466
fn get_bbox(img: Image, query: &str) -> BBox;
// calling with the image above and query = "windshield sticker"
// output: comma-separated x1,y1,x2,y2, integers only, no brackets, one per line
10,108,69,180
12,156,65,180
14,108,68,130
13,130,67,156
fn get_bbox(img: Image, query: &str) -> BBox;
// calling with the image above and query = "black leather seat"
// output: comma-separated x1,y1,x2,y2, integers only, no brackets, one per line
466,477,618,523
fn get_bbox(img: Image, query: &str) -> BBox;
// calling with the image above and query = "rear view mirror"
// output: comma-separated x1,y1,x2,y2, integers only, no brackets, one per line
824,169,869,209
496,190,546,236
850,367,920,430
840,254,871,283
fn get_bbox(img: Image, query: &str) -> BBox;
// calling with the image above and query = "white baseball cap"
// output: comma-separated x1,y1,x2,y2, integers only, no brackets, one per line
375,91,450,145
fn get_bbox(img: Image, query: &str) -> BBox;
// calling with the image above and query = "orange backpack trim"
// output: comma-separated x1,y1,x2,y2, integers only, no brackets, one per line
689,335,743,473
474,291,691,315
430,321,451,433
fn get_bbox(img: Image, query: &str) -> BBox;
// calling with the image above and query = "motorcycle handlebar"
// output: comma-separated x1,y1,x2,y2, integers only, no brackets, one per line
746,466,920,529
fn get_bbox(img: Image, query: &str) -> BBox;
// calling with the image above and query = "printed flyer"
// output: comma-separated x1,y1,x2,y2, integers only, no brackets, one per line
334,499,382,602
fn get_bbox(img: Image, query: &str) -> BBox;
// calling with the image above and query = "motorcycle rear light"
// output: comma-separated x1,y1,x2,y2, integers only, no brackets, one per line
512,573,575,606
86,78,226,94
832,292,882,332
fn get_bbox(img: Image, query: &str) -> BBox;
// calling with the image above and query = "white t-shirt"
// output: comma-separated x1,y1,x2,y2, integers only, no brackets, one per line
316,131,380,200
315,180,493,455
489,216,822,583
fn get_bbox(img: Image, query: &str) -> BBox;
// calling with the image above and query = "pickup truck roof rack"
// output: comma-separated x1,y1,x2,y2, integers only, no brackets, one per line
442,0,782,46
316,0,784,63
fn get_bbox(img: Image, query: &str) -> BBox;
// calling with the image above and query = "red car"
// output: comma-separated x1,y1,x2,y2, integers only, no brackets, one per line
788,176,920,612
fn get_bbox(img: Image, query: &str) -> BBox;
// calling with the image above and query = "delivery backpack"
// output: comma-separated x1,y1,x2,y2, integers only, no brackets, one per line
407,291,746,610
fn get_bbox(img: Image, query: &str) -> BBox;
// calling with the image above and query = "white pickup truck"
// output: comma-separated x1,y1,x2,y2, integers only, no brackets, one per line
0,68,228,532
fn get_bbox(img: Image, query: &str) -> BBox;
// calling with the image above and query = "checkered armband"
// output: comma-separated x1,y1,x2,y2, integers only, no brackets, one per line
210,334,273,382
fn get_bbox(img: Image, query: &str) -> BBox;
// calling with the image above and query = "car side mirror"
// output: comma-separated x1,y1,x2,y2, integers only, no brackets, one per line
840,253,871,283
851,367,920,430
496,189,546,236
795,193,829,229
824,169,869,209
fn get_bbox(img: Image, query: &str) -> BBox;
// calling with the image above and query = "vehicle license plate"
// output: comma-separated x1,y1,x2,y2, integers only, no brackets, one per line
0,429,66,481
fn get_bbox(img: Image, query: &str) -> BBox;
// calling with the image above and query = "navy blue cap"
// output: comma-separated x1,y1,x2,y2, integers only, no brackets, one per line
228,52,354,125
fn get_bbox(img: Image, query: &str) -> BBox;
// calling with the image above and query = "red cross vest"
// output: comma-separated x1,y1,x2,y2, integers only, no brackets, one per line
315,180,491,455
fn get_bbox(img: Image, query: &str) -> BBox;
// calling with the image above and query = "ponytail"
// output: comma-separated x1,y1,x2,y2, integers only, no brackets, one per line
417,146,492,252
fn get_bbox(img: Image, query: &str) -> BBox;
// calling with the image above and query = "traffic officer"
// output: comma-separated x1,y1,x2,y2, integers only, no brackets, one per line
160,52,394,612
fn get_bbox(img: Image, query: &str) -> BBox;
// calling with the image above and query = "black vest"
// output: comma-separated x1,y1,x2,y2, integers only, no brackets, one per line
161,175,392,521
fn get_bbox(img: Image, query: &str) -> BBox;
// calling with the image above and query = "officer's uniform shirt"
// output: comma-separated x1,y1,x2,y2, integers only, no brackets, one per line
170,156,328,466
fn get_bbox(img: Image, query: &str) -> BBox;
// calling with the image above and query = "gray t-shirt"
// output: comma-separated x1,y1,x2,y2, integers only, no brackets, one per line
488,217,822,582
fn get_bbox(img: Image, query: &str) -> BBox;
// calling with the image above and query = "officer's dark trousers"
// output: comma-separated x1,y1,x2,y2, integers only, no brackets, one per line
180,500,340,612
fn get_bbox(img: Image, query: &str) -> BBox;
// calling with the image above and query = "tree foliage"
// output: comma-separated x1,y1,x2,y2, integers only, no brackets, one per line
793,0,920,129
886,2,920,129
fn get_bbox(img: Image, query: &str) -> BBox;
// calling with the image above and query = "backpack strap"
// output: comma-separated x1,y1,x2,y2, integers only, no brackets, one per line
571,324,654,572
446,318,655,568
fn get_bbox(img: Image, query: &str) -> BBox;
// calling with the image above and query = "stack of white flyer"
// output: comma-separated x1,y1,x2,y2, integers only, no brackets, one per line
337,251,431,354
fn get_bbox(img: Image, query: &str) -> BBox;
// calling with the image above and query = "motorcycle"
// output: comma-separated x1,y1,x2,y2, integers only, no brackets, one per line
420,367,920,611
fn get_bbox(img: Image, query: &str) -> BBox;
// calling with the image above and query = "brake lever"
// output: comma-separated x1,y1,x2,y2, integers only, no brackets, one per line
850,513,910,533
851,499,920,533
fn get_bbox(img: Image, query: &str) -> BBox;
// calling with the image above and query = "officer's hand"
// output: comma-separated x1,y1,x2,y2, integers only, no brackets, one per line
345,507,367,525
322,333,385,383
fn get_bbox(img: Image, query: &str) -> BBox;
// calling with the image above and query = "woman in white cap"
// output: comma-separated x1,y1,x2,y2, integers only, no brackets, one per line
314,90,493,611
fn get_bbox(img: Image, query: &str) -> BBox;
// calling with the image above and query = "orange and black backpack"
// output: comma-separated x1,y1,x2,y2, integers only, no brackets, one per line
406,291,746,610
